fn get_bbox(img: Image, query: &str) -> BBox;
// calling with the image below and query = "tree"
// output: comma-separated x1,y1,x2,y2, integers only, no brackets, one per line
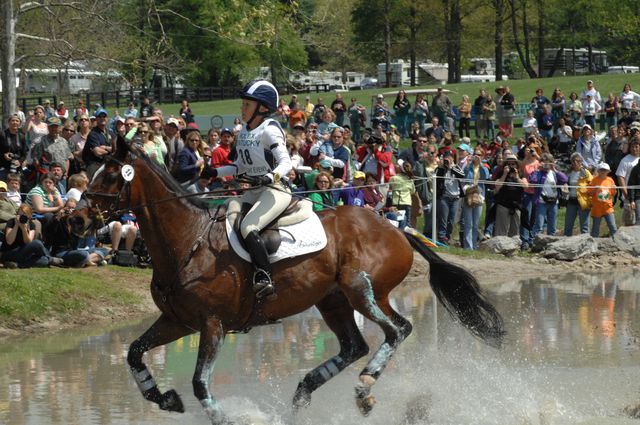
508,0,537,78
442,0,462,83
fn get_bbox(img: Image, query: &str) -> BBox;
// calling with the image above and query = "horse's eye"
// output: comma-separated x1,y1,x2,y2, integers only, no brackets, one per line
103,172,118,186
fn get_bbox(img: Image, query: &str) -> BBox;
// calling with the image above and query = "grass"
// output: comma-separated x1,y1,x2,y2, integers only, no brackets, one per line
0,266,151,327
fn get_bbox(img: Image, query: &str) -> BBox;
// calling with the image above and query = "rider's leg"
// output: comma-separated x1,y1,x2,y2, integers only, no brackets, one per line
241,185,291,297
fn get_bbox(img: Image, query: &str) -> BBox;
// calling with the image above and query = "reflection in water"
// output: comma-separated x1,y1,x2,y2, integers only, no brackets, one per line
2,271,640,424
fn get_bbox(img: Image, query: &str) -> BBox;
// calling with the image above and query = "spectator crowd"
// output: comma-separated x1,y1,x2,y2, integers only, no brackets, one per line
2,79,640,269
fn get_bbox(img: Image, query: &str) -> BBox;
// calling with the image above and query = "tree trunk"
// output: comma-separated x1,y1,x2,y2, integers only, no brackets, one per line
0,0,17,123
537,0,545,78
508,0,537,78
384,0,392,87
443,0,461,83
409,0,417,86
494,0,504,81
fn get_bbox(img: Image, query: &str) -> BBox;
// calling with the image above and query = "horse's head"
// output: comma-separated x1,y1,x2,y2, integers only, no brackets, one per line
62,204,105,238
86,134,144,216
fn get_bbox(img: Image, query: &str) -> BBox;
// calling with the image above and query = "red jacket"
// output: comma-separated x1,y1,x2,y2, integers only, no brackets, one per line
356,144,393,182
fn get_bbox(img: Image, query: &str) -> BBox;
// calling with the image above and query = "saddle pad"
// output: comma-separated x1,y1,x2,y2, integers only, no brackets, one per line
226,213,327,264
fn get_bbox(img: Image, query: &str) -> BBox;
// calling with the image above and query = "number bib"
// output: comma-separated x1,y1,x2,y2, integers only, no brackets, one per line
235,119,283,176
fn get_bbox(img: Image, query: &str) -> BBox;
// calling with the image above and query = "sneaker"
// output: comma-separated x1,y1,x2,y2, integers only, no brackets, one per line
48,257,65,267
3,261,18,269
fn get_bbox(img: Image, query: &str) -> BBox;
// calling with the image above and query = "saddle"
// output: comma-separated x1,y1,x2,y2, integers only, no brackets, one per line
225,197,327,264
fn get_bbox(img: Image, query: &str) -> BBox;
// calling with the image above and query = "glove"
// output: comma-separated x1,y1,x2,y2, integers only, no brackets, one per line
256,175,272,186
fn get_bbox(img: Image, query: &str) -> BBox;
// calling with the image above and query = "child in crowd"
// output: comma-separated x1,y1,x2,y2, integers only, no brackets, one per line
6,173,22,206
588,163,617,238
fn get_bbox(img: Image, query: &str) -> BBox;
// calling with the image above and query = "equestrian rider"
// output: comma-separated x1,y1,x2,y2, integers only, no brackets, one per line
210,80,292,298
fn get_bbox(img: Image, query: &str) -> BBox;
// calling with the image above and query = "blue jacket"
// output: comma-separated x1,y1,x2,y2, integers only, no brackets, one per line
334,185,366,207
575,136,601,170
463,164,490,198
177,147,200,182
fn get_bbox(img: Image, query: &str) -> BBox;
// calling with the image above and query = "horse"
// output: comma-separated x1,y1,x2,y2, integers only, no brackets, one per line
86,135,505,424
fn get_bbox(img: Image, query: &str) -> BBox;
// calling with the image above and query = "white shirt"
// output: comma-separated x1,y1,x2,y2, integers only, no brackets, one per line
620,91,640,110
557,125,572,143
217,118,292,181
542,171,556,197
616,154,640,184
66,188,83,202
523,117,537,133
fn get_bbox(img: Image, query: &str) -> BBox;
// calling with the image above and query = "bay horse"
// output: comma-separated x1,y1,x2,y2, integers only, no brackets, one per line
86,136,505,424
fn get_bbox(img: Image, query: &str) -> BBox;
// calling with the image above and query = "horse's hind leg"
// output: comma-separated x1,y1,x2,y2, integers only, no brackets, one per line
293,293,370,411
341,271,404,416
127,314,193,413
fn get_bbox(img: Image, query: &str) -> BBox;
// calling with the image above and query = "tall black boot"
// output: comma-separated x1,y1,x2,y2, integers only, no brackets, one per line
244,230,276,299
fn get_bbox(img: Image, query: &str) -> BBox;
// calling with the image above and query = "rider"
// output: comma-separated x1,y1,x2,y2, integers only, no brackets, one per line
210,80,292,298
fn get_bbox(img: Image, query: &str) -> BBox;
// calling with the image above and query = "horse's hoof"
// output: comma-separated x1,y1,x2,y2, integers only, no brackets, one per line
355,383,376,416
624,404,640,418
356,394,376,416
159,389,184,413
292,387,312,411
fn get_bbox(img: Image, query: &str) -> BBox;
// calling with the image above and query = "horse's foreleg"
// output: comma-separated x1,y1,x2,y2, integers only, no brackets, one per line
127,314,193,412
293,293,370,411
193,316,231,425
342,271,404,417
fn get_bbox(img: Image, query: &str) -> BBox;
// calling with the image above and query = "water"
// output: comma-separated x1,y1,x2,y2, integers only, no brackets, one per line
2,271,640,424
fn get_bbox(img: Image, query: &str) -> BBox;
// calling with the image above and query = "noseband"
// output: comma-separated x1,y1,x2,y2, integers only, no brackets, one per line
85,156,134,220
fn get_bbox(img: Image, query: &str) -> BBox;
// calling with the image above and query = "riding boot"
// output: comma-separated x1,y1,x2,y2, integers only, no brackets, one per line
244,230,276,299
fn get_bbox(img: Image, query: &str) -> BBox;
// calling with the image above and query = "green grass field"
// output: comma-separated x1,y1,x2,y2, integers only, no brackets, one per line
0,267,151,327
157,72,640,118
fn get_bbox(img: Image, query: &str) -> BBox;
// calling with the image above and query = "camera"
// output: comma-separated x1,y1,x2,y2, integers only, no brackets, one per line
19,214,28,224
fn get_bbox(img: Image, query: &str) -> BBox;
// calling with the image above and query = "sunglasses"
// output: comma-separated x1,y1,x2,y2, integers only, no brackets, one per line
79,118,89,122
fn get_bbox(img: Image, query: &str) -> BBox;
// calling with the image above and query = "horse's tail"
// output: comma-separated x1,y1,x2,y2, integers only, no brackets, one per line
403,228,506,348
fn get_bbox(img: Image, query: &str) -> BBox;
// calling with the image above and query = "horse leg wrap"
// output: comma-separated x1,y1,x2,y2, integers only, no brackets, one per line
361,342,396,380
132,367,157,393
293,356,345,409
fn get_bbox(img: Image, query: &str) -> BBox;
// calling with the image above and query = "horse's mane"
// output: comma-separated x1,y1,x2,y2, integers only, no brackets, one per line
137,151,210,210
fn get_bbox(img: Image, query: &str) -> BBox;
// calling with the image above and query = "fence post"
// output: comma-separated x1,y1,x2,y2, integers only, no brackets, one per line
431,174,437,244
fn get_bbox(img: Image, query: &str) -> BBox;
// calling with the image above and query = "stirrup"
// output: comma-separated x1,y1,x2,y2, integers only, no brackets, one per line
253,269,276,299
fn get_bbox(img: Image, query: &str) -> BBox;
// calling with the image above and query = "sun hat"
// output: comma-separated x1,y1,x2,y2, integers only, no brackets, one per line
46,116,61,126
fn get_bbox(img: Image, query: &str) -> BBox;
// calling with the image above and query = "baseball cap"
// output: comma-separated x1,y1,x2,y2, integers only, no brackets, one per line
377,94,383,99
0,181,7,191
165,117,181,128
587,80,593,84
597,162,610,171
353,171,366,180
94,108,108,117
116,116,126,124
582,123,593,131
292,121,305,130
220,127,233,136
46,116,61,126
459,143,473,154
630,121,640,130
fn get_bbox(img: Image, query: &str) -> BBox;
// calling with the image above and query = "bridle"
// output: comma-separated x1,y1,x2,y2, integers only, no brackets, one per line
85,155,134,221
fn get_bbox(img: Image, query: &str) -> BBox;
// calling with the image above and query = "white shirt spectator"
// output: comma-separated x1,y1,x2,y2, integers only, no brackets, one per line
616,153,640,184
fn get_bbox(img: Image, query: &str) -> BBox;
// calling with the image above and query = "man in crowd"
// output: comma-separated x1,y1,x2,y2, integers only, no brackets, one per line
82,108,113,179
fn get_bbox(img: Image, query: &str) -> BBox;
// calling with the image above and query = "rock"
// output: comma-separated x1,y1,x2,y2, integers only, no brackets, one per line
531,234,562,253
479,236,521,256
541,233,598,261
614,226,640,256
594,237,619,254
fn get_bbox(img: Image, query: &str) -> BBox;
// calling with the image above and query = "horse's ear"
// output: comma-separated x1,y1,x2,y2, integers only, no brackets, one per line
114,134,130,162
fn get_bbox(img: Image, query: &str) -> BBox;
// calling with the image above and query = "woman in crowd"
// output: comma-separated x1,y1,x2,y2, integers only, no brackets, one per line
389,161,419,230
619,83,639,112
204,128,219,151
1,114,28,182
567,91,583,125
140,122,165,166
435,150,464,245
493,153,528,237
499,86,516,134
413,94,429,135
519,142,541,249
177,130,205,183
564,152,592,236
179,99,194,123
0,203,63,268
529,153,568,240
461,147,490,250
307,171,335,212
25,172,64,240
25,105,48,151
393,90,411,138
362,172,385,213
457,95,472,139
575,124,601,172
482,94,497,140
550,88,565,125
